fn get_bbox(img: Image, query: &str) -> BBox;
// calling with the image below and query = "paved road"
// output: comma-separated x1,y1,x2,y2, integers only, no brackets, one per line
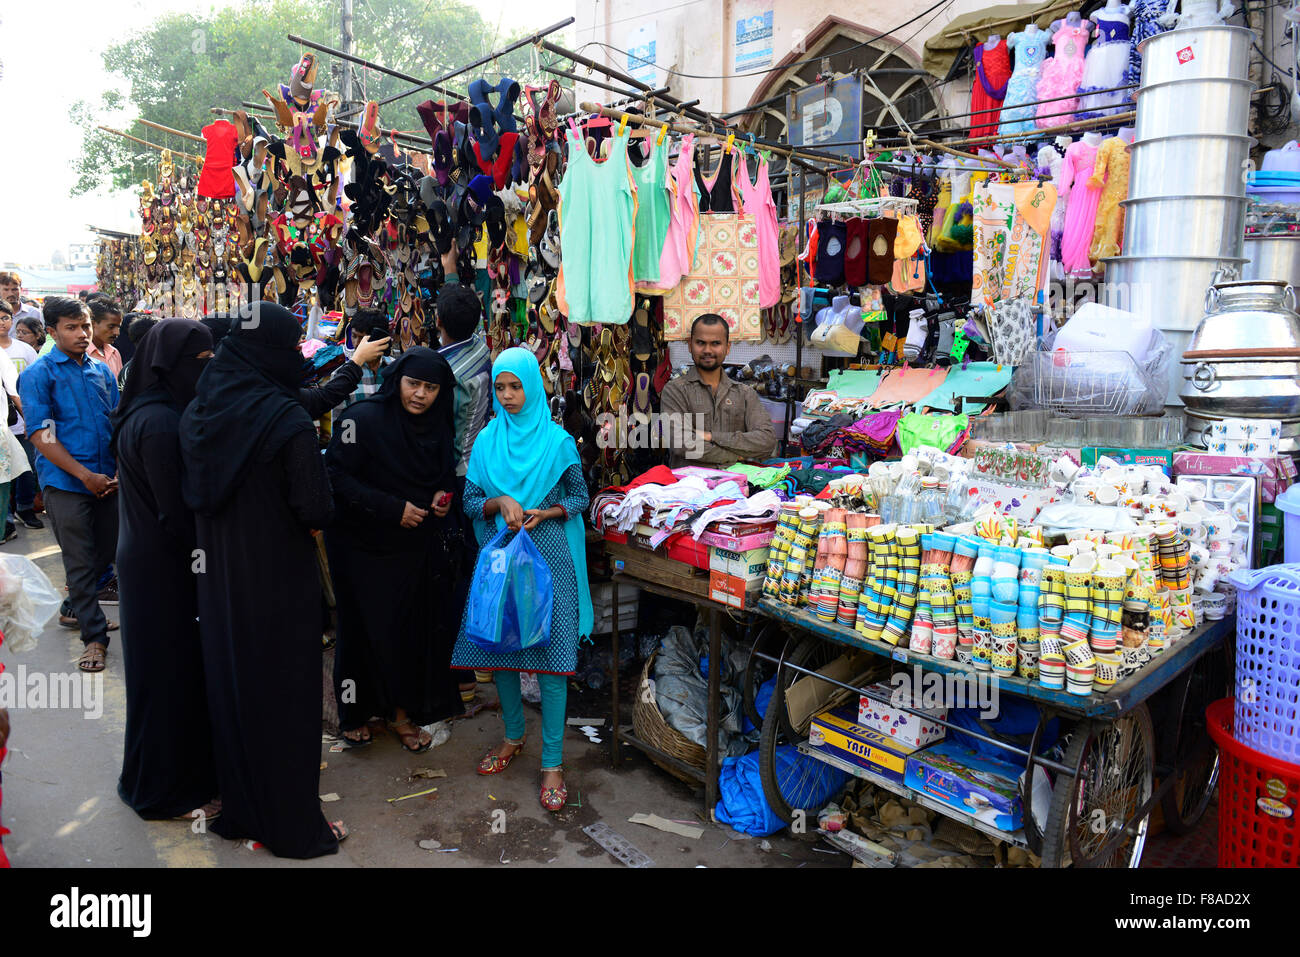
0,518,837,868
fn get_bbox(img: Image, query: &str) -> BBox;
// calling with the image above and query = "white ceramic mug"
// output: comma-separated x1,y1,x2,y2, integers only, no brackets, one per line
1203,592,1227,620
1050,455,1081,486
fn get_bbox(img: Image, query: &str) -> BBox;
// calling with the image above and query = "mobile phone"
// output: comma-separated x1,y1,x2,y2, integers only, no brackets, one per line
435,491,452,508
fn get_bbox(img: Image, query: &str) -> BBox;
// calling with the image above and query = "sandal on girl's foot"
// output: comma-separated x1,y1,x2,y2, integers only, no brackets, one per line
341,726,372,749
539,767,568,812
477,737,525,775
172,798,222,823
388,719,432,753
329,820,349,843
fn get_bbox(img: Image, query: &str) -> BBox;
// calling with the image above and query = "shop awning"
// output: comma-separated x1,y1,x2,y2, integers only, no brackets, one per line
922,0,1079,78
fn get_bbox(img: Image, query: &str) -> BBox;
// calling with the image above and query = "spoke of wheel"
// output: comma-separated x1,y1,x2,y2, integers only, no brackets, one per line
1071,715,1149,865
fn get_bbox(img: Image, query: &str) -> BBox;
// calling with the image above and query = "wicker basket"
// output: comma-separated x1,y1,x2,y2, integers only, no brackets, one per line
632,652,708,783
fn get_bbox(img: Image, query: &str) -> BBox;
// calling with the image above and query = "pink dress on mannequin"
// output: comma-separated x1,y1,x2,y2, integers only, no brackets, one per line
1059,137,1104,277
1036,20,1091,129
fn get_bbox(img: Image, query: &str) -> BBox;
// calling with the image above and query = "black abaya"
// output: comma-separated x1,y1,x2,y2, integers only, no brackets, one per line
324,348,464,733
114,319,218,819
181,302,338,859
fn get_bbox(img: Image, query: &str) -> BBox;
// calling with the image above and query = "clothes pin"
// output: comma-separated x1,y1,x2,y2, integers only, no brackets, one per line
724,132,735,154
657,123,668,146
617,113,628,136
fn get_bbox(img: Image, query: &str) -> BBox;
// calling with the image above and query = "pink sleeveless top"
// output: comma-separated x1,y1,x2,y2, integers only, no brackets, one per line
736,153,780,308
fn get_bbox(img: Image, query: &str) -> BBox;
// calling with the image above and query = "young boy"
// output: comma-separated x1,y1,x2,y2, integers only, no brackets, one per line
19,297,120,672
87,298,124,378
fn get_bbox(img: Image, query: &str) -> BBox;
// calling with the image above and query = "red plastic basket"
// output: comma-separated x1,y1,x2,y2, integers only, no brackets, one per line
1206,698,1300,868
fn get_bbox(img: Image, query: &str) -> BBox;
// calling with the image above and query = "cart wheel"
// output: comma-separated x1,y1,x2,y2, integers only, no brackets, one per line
742,621,786,732
758,634,849,825
1159,647,1228,835
1042,703,1156,868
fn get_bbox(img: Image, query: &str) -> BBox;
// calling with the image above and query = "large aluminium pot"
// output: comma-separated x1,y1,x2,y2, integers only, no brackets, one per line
1120,193,1247,259
1137,25,1254,86
1179,280,1300,416
1243,235,1300,286
1134,77,1254,140
1102,255,1246,331
1127,134,1255,197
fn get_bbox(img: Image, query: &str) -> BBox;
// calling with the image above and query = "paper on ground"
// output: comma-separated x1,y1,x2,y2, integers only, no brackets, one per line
628,812,703,839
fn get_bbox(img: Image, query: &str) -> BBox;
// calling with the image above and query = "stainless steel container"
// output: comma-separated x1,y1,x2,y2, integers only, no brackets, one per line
1103,255,1246,331
1134,77,1254,139
1244,235,1300,285
1127,134,1255,197
1138,25,1254,86
1121,194,1247,258
1179,280,1300,416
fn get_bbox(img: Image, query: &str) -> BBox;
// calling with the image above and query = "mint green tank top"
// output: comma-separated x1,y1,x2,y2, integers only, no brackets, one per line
629,139,670,284
558,127,636,325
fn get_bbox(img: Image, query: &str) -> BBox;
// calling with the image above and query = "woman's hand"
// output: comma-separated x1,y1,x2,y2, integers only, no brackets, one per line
495,496,525,531
523,506,561,531
431,491,452,518
401,501,429,528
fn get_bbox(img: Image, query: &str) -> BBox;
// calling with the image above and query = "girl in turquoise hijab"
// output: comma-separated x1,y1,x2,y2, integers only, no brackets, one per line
452,347,591,812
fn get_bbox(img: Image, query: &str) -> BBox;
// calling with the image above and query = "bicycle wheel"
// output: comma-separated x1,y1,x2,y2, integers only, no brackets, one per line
758,634,853,825
1042,703,1156,868
741,621,786,732
1159,647,1228,835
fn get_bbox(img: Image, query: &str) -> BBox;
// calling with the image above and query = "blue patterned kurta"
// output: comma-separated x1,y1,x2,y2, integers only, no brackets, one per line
450,463,590,675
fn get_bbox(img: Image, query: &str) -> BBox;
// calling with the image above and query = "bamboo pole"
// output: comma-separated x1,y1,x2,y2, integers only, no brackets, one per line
138,118,205,144
97,126,203,164
934,110,1137,150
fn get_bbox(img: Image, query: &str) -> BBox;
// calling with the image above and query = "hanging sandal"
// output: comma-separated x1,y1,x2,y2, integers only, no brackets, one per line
477,737,526,775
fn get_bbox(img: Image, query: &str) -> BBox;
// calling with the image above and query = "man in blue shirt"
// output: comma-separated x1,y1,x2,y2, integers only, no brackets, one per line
19,297,120,673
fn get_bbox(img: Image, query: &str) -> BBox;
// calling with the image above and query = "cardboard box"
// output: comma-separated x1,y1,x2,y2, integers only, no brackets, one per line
807,706,918,784
603,529,711,570
708,545,771,578
857,682,947,749
697,528,776,552
708,569,763,609
904,741,1026,832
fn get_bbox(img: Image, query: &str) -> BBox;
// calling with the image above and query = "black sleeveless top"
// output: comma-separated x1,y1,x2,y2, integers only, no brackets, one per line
694,148,735,213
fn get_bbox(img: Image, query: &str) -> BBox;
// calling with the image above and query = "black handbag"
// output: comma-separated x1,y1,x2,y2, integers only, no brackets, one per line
6,394,17,427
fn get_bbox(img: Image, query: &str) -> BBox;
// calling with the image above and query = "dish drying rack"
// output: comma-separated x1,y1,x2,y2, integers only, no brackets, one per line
1019,350,1164,418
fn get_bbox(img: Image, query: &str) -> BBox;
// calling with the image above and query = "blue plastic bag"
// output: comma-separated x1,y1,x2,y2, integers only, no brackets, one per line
465,527,553,653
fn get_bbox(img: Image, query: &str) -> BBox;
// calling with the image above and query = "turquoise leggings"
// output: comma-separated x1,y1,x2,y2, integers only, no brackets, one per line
494,670,568,768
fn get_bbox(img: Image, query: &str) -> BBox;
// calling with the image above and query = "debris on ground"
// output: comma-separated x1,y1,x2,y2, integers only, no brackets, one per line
387,786,438,803
319,792,341,803
408,768,447,781
627,812,703,840
418,839,442,850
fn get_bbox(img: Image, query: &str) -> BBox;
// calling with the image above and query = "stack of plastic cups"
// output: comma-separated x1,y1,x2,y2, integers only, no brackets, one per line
816,509,847,622
780,539,807,606
1090,559,1126,692
989,598,1018,677
1147,590,1169,654
991,546,1022,605
970,543,995,669
837,513,871,627
950,537,979,663
882,526,921,646
856,526,895,641
912,533,935,655
1062,554,1098,696
763,512,797,600
927,532,958,660
1156,525,1181,589
795,507,823,606
1037,557,1068,689
1017,548,1049,680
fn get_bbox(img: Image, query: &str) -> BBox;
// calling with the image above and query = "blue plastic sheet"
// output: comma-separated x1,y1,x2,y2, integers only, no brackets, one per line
714,745,849,837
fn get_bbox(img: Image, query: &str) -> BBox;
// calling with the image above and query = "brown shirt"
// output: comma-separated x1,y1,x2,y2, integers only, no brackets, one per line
658,366,777,468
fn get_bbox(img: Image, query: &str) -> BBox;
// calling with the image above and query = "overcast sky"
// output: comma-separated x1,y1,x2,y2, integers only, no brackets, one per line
0,0,577,267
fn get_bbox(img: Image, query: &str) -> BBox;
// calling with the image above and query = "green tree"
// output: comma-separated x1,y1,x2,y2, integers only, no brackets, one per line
72,0,544,197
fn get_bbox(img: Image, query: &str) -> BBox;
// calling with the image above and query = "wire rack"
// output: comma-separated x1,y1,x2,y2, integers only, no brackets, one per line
1021,350,1160,417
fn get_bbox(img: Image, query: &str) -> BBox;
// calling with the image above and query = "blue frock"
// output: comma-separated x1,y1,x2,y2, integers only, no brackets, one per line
999,30,1049,137
450,463,590,675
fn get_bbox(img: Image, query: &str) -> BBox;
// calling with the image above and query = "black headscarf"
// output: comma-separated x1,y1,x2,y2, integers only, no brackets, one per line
331,347,457,506
111,319,213,454
200,314,233,349
180,302,315,514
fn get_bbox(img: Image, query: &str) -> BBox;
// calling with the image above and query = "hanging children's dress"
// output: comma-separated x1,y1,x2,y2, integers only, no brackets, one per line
1124,0,1171,88
1088,136,1132,267
1076,8,1133,118
197,120,238,199
629,138,672,284
1036,20,1091,129
639,133,701,295
1058,137,1105,278
736,152,781,308
556,126,637,324
969,38,1013,139
999,29,1048,137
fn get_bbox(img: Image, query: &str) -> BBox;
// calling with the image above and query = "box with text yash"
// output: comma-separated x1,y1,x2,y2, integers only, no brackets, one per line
807,706,918,784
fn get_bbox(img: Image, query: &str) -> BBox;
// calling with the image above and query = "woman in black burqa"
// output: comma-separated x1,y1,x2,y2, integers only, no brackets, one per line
114,319,220,822
325,347,465,751
180,302,344,857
